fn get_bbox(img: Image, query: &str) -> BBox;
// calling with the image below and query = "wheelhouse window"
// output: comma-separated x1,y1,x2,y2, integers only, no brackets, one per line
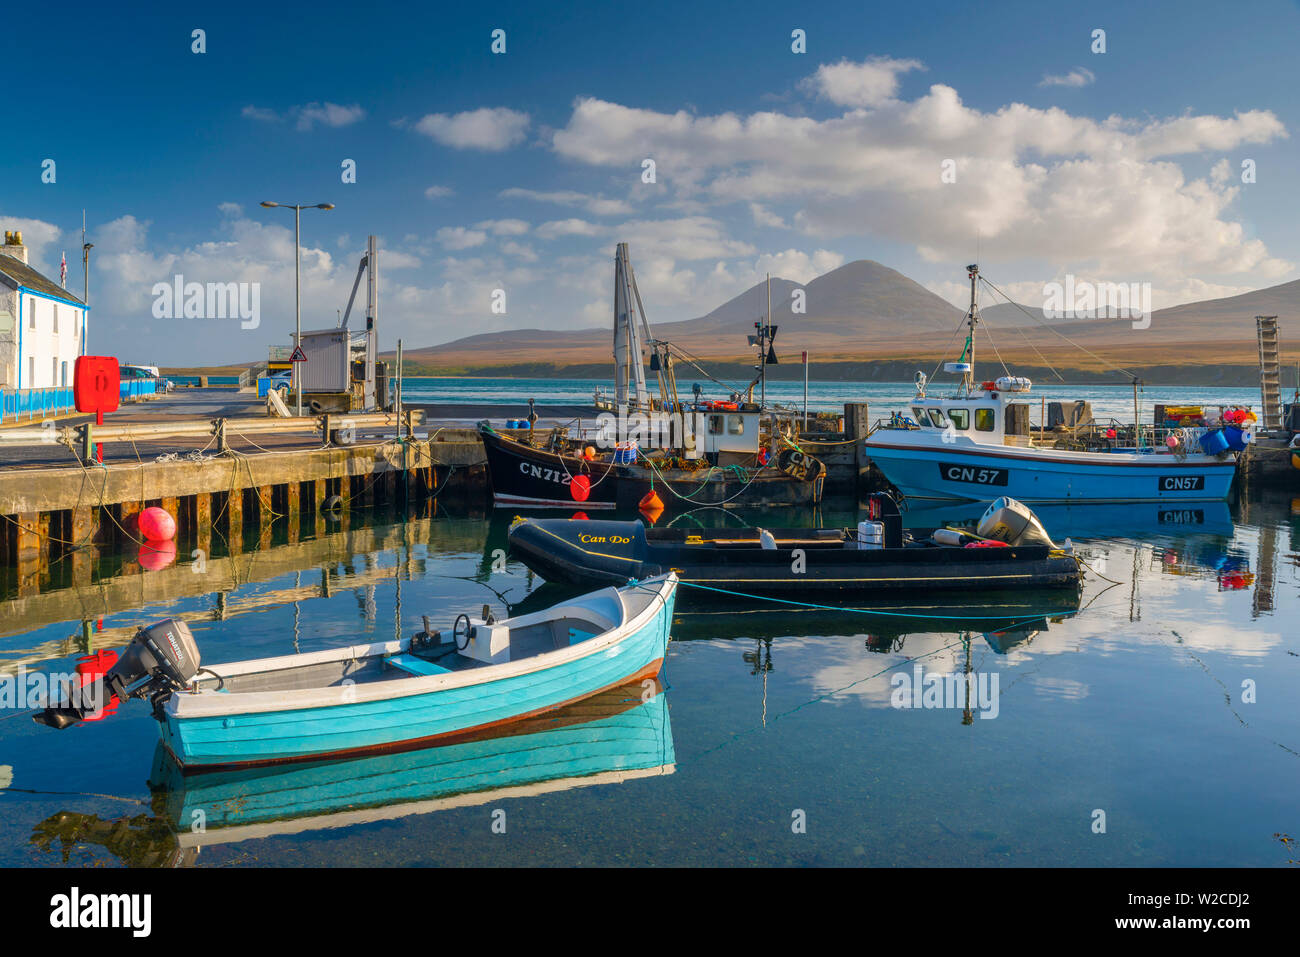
727,415,744,435
975,408,995,431
708,414,723,435
926,409,947,428
911,406,926,425
947,408,969,430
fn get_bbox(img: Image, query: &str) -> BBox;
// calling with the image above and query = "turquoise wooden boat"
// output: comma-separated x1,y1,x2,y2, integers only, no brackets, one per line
149,682,675,855
159,573,677,771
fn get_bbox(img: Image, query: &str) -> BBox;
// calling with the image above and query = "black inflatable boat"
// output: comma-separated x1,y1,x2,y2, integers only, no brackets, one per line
507,496,1082,596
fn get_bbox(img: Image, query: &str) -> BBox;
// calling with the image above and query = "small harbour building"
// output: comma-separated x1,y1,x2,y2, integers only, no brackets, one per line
0,230,87,392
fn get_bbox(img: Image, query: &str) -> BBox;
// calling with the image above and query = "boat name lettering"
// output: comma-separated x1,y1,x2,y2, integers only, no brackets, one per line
937,462,1009,486
578,534,631,544
518,462,572,486
1159,475,1205,492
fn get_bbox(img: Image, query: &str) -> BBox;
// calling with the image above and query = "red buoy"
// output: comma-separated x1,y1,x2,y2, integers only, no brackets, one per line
138,539,177,571
570,474,591,502
138,506,176,541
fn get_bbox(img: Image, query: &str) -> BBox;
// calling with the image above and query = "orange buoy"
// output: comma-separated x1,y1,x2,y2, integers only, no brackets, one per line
570,474,591,502
639,490,663,511
584,446,596,460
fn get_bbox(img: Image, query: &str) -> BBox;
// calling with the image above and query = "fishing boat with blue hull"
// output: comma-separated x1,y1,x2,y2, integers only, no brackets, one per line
33,575,677,771
508,494,1081,596
864,264,1240,504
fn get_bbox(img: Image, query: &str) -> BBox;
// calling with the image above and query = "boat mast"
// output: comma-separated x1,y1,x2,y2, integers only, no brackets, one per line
964,263,979,394
613,243,650,421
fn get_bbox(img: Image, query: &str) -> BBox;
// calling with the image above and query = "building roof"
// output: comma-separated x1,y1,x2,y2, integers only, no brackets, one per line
0,253,86,306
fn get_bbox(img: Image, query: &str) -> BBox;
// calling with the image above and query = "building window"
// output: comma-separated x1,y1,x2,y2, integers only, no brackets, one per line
61,361,68,386
29,357,34,384
53,304,58,334
52,357,58,385
29,297,35,329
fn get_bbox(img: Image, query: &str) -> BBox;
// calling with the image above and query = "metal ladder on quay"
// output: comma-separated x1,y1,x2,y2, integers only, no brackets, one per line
1255,315,1281,432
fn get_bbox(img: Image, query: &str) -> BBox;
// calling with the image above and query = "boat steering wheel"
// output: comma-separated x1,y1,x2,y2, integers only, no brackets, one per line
453,613,473,651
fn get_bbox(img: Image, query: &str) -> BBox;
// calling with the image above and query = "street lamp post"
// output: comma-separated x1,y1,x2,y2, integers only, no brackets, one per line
260,201,335,416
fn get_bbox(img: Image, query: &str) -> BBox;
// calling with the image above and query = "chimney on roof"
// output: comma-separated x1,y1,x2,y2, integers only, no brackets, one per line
2,230,27,265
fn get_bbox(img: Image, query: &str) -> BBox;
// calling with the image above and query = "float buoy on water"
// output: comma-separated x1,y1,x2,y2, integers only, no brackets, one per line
137,539,177,571
138,506,176,541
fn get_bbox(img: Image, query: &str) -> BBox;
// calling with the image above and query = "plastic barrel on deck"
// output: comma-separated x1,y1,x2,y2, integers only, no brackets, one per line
1198,429,1230,455
1222,426,1248,452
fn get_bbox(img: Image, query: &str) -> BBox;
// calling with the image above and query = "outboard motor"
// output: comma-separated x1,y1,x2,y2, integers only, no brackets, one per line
34,619,200,730
977,497,1058,549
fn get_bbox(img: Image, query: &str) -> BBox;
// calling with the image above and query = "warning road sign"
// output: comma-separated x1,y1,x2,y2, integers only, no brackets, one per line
290,347,307,362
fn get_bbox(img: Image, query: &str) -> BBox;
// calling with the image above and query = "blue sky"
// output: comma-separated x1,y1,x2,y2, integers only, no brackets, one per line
3,0,1298,365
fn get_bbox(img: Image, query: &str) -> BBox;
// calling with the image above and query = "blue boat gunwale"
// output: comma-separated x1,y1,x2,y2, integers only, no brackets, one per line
164,573,678,721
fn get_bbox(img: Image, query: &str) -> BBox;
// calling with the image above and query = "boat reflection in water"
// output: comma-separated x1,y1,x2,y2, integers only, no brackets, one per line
31,681,674,866
900,499,1235,542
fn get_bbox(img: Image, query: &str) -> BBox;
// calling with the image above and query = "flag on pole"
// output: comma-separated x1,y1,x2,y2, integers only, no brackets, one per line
60,251,67,288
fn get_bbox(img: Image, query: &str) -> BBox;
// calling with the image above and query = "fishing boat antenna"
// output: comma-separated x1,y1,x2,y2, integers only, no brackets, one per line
963,263,979,394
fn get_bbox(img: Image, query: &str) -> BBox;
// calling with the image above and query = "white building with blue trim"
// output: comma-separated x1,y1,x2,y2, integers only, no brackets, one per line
0,230,87,390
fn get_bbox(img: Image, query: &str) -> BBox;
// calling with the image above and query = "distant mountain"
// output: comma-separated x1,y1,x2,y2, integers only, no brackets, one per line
402,259,1300,373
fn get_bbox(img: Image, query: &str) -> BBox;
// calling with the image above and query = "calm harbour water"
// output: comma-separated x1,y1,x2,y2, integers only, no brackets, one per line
1,489,1297,867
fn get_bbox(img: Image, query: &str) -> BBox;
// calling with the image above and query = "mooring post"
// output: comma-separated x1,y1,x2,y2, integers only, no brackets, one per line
195,492,211,561
845,402,872,493
286,482,301,543
15,512,41,597
70,507,98,586
119,501,142,545
225,489,244,552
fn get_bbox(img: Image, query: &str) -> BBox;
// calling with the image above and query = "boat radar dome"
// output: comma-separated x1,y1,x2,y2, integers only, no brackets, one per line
943,362,972,375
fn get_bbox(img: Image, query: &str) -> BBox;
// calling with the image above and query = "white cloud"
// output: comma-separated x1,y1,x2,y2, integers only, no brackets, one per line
414,107,530,151
536,218,605,240
424,185,455,199
499,187,633,217
1039,67,1095,88
548,58,1292,283
750,203,786,228
436,226,488,250
475,219,530,236
799,56,924,107
241,102,365,130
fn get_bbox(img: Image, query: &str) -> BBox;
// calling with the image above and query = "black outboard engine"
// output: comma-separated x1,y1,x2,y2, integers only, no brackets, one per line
34,619,200,729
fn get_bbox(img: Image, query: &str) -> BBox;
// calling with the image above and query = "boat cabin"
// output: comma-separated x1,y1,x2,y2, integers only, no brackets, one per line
903,379,1033,447
685,407,761,464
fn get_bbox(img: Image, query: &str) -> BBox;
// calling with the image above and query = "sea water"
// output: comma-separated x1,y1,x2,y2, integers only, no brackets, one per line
0,491,1296,867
